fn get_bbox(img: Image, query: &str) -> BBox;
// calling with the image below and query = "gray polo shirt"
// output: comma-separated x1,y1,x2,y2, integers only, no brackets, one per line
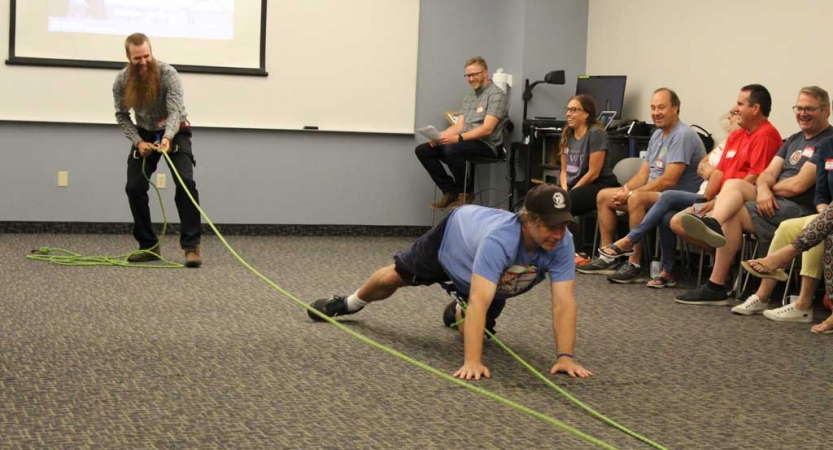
459,82,509,150
113,60,188,146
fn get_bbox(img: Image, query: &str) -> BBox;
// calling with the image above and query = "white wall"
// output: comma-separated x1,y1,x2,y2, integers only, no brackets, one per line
1,0,588,226
587,0,831,142
3,0,420,134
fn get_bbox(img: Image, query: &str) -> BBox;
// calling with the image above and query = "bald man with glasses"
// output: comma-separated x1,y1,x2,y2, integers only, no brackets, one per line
416,56,509,210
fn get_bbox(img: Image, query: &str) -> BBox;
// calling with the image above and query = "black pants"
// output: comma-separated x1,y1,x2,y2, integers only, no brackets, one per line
568,177,619,217
125,127,201,249
415,140,496,195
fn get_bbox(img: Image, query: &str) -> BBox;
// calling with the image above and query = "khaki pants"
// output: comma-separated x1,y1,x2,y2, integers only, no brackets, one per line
768,215,823,279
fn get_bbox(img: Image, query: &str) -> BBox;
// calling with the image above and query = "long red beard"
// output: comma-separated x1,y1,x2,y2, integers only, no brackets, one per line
123,59,160,111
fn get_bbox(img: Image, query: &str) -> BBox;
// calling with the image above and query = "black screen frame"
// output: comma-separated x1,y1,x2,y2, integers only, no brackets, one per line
6,0,268,77
576,75,627,118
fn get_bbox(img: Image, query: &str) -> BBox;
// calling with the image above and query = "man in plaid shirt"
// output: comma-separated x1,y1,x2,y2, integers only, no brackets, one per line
114,33,203,268
416,56,509,210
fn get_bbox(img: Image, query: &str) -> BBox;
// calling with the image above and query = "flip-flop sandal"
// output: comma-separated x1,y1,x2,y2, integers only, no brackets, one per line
811,320,833,335
647,276,676,289
741,260,788,282
598,243,634,259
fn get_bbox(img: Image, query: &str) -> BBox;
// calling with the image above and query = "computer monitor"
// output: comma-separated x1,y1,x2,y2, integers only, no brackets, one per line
575,75,627,119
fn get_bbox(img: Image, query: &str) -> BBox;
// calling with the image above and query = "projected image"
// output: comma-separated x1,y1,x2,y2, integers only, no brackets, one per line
48,0,234,40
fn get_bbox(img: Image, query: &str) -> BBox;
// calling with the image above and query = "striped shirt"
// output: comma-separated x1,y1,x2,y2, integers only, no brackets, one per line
459,82,509,150
113,61,188,146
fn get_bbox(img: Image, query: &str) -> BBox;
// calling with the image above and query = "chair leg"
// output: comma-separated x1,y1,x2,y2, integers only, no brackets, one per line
740,239,760,297
782,259,797,304
697,248,705,286
592,221,600,257
431,184,438,226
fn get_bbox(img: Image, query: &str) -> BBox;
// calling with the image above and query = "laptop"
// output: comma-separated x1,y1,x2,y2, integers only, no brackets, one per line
598,111,617,130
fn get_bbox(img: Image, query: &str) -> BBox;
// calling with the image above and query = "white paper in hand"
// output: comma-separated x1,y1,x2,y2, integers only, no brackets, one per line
416,125,442,141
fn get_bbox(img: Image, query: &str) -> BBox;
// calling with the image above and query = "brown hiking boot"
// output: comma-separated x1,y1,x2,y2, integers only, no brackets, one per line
184,245,202,268
430,192,457,209
449,192,476,208
127,247,161,263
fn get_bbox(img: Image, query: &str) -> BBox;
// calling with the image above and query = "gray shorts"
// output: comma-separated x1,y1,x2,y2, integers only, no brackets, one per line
744,198,815,246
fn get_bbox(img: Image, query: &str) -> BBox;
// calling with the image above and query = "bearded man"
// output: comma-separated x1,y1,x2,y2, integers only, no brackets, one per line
114,32,203,267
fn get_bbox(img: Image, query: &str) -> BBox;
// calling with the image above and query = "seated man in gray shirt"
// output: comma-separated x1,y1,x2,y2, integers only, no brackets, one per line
577,88,705,284
416,56,509,210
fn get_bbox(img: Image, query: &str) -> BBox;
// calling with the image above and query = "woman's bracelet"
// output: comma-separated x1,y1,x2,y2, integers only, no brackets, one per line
557,352,574,359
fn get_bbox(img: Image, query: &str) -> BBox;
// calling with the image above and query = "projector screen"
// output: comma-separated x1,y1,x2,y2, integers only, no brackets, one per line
9,0,266,75
1,0,421,134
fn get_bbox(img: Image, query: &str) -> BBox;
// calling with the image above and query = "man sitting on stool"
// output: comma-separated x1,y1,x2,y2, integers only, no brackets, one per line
416,56,509,210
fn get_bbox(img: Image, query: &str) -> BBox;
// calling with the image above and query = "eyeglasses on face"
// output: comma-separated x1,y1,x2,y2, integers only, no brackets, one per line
564,107,584,114
792,105,822,114
463,70,485,79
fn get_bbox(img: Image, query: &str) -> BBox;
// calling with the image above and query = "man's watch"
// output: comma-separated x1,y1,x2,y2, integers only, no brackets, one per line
458,133,464,142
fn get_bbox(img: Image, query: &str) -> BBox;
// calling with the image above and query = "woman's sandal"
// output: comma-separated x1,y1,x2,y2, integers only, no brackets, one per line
811,318,833,335
647,276,676,289
741,259,788,282
598,243,634,259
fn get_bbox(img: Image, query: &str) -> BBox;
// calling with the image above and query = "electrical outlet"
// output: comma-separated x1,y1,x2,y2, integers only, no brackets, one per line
58,171,68,187
157,173,167,189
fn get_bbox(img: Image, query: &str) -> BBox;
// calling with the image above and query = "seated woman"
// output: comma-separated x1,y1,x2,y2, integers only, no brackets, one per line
742,134,833,333
743,206,833,334
598,109,739,288
559,94,619,217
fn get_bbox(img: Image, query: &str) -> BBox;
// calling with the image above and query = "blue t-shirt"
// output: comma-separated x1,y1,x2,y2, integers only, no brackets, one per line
438,206,575,301
643,121,706,193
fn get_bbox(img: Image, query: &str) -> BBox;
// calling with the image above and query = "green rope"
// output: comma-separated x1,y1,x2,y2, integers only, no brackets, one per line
27,158,183,268
30,149,671,449
157,152,619,449
454,302,670,450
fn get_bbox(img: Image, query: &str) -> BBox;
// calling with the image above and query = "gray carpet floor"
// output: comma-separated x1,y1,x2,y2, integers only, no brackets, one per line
2,233,832,449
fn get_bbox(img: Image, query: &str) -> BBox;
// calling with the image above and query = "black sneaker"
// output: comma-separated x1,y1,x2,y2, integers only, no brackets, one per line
607,262,644,284
308,295,361,321
679,213,726,248
576,257,621,274
443,300,462,328
674,283,730,305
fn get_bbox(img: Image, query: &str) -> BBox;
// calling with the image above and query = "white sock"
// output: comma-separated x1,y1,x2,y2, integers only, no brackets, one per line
598,252,614,263
345,291,367,312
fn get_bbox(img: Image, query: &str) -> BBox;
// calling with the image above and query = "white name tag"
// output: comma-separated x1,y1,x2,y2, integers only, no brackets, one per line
726,150,737,158
826,159,833,171
655,159,664,169
802,147,815,158
476,105,485,113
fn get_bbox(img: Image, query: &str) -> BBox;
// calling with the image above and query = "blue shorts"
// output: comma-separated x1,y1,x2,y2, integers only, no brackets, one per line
393,215,507,331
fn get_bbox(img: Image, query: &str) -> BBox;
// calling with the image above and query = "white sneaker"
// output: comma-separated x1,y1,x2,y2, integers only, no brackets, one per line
731,294,768,315
763,303,813,323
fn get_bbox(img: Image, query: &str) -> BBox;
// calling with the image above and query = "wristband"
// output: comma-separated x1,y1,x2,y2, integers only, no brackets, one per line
557,353,574,359
458,133,464,142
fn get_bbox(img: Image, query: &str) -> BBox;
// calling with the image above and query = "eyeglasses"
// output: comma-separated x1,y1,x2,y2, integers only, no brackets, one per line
792,105,822,114
463,70,484,79
564,107,584,114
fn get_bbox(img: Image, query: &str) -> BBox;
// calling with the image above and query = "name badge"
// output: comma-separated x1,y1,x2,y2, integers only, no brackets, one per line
726,150,737,159
826,159,833,171
476,105,485,113
802,147,815,158
655,159,664,169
